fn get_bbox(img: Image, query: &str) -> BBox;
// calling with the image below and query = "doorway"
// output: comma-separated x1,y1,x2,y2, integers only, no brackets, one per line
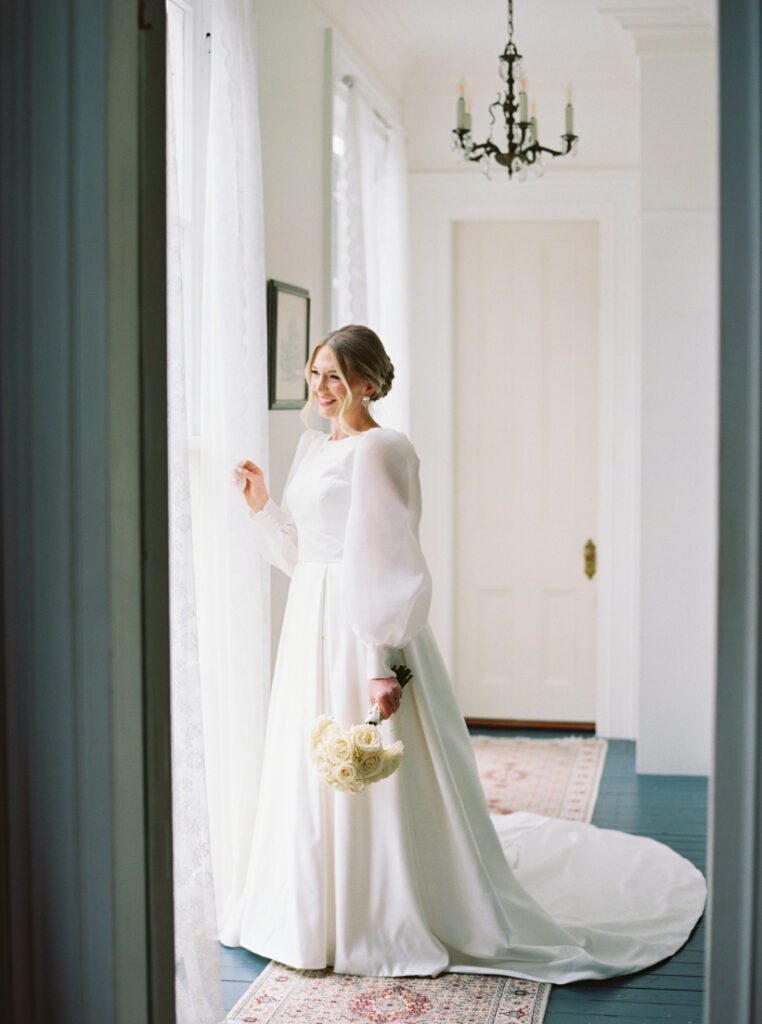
452,220,599,723
410,172,640,739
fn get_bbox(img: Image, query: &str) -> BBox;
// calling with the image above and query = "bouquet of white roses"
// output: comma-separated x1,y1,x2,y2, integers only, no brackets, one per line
308,665,412,794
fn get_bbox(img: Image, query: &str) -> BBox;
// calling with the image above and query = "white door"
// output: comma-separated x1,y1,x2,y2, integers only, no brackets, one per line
453,220,599,723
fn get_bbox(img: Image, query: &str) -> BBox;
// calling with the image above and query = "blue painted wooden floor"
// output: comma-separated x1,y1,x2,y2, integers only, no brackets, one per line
220,731,707,1022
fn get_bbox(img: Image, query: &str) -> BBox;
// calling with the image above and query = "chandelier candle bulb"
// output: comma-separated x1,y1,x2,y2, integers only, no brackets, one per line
457,80,466,129
565,100,574,135
519,79,528,122
565,84,574,134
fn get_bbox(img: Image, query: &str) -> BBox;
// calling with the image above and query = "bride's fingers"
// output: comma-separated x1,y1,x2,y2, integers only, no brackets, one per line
368,679,402,719
233,460,261,475
238,469,262,484
379,696,397,718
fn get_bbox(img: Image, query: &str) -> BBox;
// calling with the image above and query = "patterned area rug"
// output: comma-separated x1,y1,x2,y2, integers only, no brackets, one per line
226,735,607,1024
472,735,608,822
227,966,550,1024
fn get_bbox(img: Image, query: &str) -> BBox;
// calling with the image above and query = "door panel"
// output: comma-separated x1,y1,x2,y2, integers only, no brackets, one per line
453,220,598,722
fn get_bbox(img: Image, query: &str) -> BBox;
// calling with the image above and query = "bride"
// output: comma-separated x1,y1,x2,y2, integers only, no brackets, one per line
223,324,705,982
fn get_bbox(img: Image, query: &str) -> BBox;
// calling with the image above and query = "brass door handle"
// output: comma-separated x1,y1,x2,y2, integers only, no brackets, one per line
584,539,596,580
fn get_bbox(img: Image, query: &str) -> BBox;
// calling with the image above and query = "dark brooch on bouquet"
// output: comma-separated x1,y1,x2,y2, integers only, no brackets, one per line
308,663,414,794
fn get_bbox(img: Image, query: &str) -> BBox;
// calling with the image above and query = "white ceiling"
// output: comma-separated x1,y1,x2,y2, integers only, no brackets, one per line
380,0,636,77
317,0,715,98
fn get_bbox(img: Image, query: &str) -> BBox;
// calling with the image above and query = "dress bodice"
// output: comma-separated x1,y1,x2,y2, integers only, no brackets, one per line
249,425,432,678
285,432,361,562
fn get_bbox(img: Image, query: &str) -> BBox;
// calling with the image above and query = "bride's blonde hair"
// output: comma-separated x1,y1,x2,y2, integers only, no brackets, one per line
301,325,395,436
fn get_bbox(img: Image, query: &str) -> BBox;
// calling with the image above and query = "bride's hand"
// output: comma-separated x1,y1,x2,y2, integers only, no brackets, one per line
368,678,403,719
234,459,269,513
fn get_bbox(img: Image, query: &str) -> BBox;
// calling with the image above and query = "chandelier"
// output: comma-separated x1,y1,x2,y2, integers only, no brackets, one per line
452,0,578,179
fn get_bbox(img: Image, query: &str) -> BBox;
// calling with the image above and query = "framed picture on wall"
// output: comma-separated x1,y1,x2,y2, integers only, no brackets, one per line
267,279,311,409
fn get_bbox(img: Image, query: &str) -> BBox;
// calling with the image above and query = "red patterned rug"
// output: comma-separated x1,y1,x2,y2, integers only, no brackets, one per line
472,735,607,823
227,735,607,1023
227,965,549,1023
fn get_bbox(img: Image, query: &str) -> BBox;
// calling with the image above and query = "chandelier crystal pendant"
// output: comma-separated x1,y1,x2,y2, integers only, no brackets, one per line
452,0,578,180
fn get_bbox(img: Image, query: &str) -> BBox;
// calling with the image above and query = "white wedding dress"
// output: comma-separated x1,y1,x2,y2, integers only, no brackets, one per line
220,427,706,983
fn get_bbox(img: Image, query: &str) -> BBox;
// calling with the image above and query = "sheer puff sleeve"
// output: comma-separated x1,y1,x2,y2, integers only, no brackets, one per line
343,428,433,679
248,430,313,576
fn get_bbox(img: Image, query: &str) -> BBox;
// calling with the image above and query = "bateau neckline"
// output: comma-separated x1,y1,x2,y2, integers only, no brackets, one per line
324,426,381,443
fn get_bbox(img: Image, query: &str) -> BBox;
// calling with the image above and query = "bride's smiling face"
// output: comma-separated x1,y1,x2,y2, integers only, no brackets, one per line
310,345,371,417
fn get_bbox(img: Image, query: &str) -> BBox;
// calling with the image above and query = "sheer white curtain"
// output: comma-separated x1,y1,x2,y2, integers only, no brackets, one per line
167,21,225,1024
168,0,271,1018
196,0,271,933
338,79,410,431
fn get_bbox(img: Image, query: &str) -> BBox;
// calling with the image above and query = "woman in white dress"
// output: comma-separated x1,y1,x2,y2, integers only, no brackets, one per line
223,324,705,982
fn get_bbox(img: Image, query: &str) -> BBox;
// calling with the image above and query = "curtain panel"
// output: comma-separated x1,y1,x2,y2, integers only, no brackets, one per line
167,20,226,1022
197,0,271,933
168,0,271,1018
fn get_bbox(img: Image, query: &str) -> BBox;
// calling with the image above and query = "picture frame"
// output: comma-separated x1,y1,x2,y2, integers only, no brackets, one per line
267,279,311,410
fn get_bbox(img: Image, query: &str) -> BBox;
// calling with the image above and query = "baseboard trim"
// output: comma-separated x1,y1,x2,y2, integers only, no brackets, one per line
465,718,597,733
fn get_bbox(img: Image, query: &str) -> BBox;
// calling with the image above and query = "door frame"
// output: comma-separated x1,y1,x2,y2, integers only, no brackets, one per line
707,0,762,1016
0,0,174,1019
409,169,640,738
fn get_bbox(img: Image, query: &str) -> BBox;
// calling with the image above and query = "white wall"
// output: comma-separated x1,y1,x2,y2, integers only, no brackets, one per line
636,48,718,774
258,0,328,340
257,0,331,654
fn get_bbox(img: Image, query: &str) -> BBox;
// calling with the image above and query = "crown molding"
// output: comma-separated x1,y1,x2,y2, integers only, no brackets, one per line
598,1,716,55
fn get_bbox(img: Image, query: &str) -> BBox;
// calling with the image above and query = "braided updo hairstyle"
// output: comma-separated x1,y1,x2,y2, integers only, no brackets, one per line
301,324,395,435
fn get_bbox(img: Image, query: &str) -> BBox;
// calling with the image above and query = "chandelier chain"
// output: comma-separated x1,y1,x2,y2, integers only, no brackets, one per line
507,0,514,41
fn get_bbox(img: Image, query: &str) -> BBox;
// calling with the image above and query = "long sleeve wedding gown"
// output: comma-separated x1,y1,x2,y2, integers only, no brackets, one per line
219,426,705,983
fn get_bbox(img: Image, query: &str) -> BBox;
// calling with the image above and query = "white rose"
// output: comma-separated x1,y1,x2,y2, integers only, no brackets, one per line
313,752,332,780
380,740,404,780
349,724,382,751
326,731,353,764
356,749,385,782
331,760,365,793
309,716,338,748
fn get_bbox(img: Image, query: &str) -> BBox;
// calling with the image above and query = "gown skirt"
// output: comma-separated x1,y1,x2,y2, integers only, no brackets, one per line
220,429,706,983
